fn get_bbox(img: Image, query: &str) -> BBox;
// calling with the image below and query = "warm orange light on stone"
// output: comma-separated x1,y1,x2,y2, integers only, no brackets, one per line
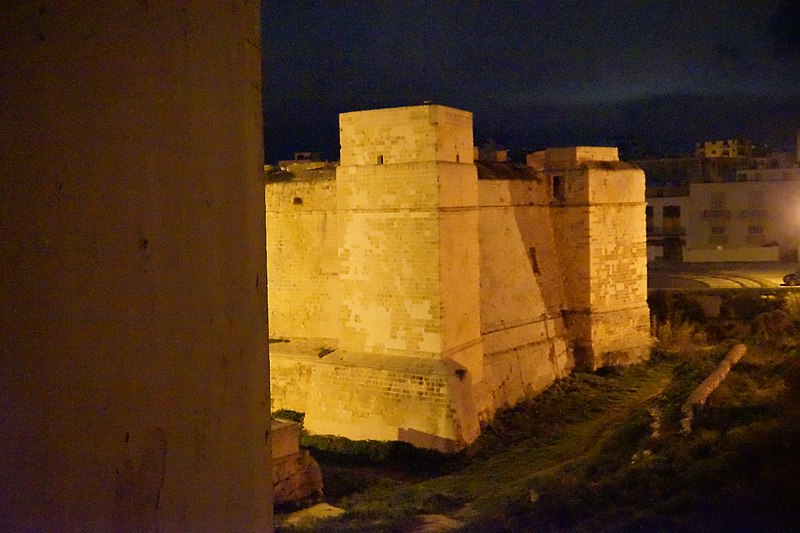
266,105,651,451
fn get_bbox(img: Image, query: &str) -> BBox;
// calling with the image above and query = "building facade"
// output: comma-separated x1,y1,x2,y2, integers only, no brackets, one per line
695,139,754,159
266,105,652,450
647,133,800,262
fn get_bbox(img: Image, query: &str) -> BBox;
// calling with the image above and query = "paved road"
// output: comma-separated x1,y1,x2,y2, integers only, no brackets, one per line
648,261,797,290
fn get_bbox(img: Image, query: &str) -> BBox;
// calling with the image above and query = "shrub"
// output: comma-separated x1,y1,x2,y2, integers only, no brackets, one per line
719,293,780,321
273,409,305,425
753,309,792,340
782,292,800,321
651,315,707,357
649,292,707,324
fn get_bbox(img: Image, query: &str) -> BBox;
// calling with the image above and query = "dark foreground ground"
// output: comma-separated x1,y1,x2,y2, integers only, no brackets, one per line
277,290,800,531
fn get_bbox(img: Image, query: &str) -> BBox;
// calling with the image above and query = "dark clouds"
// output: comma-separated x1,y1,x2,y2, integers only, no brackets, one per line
770,1,800,59
262,1,800,161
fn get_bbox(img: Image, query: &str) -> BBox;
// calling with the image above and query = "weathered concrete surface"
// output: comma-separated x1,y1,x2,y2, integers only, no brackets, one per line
1,3,271,530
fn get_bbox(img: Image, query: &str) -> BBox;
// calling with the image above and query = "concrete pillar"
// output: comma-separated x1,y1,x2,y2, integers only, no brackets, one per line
1,3,271,531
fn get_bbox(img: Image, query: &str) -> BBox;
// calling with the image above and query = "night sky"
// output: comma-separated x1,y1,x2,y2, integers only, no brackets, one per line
261,1,800,162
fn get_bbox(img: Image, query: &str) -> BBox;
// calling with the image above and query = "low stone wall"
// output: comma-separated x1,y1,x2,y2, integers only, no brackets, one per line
684,247,780,263
270,341,480,451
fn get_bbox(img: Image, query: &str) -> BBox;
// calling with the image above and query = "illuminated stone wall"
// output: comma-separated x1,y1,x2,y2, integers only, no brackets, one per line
266,106,651,449
1,3,271,530
321,105,482,446
476,179,573,413
336,106,480,364
266,176,340,340
540,149,653,369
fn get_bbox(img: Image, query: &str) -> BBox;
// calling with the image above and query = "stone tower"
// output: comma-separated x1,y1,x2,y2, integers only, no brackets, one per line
337,105,482,369
533,148,652,369
286,105,483,449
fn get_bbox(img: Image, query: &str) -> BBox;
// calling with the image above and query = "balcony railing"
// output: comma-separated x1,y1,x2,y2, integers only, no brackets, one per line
703,209,731,219
646,226,687,236
739,209,768,218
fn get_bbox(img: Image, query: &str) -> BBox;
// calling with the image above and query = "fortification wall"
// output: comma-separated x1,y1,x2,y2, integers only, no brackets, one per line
584,177,651,366
476,178,573,412
552,163,652,368
266,107,652,449
266,178,339,339
269,344,480,450
303,351,479,450
337,162,443,356
336,106,481,366
552,203,592,311
588,201,648,311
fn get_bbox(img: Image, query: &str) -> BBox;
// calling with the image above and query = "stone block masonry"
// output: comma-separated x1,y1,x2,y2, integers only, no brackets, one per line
266,175,340,340
266,105,652,450
546,156,654,369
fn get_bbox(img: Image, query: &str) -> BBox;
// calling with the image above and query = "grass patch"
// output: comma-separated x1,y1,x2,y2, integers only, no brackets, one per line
277,293,800,531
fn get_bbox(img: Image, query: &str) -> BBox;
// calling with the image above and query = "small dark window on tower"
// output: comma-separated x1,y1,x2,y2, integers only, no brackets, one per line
292,197,302,205
456,154,460,163
377,155,384,165
552,175,566,203
529,247,540,274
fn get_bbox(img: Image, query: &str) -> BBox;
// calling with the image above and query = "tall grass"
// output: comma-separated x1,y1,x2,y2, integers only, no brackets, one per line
651,314,707,357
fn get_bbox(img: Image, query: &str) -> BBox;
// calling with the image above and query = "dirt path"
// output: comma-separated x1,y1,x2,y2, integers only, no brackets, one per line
301,362,678,532
424,363,676,524
532,371,673,477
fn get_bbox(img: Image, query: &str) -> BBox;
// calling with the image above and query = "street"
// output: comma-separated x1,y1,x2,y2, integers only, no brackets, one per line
648,261,799,290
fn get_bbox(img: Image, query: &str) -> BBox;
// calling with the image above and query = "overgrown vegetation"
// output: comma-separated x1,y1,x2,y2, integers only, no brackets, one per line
276,290,800,532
